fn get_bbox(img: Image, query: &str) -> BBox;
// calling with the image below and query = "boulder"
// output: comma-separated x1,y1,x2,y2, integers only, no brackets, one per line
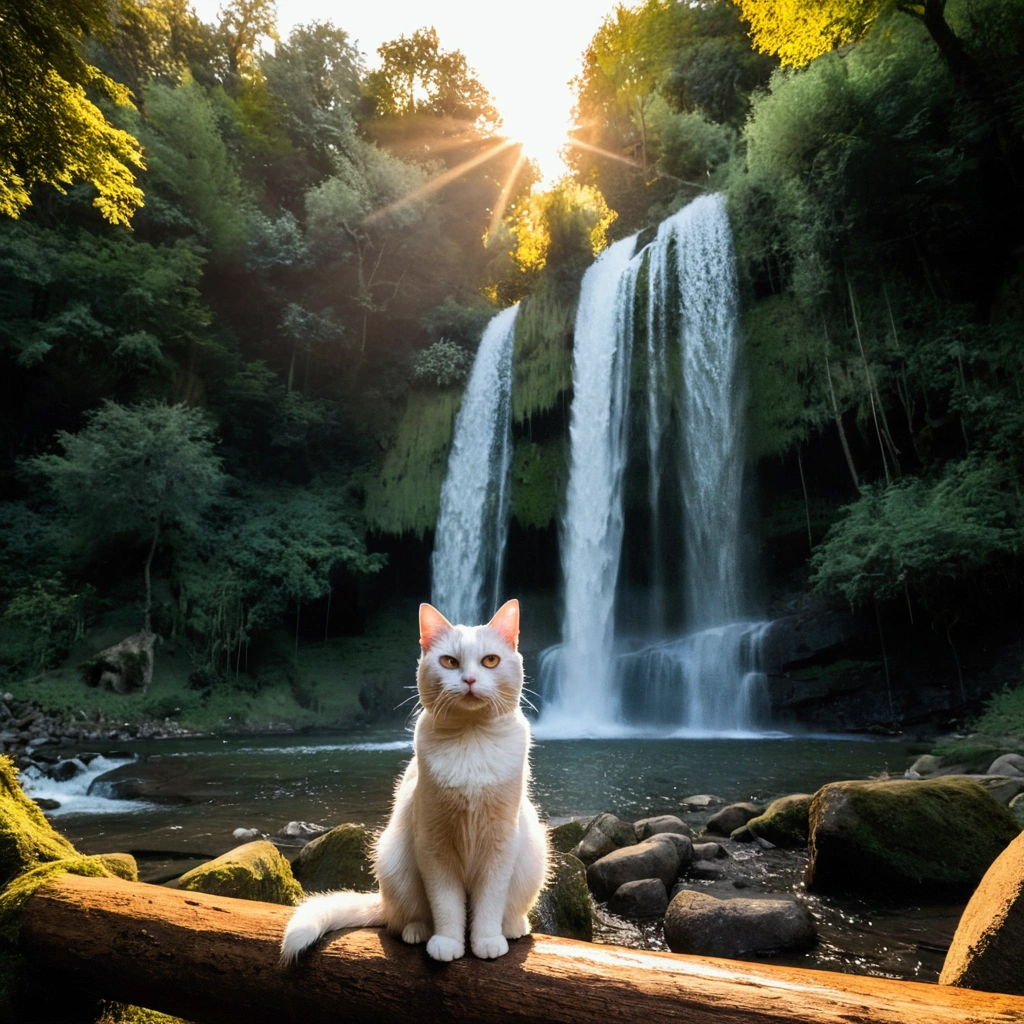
587,840,679,900
1011,793,1024,826
177,840,303,905
608,878,668,918
940,829,1024,995
806,777,1022,894
34,798,60,811
86,763,189,805
907,754,943,777
688,859,728,881
947,775,1024,806
644,831,693,869
705,802,762,837
573,813,637,865
679,794,724,811
96,852,138,881
48,759,84,783
279,820,330,840
291,823,375,893
634,815,692,840
987,754,1024,777
549,820,587,854
691,841,727,860
664,890,816,958
746,794,813,847
232,827,261,842
529,852,593,941
80,632,155,695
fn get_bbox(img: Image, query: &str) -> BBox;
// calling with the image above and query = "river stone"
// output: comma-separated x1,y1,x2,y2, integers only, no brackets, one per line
987,754,1024,778
573,813,637,865
550,820,587,854
587,840,679,900
948,775,1024,805
940,829,1024,995
645,831,693,869
688,859,728,881
665,890,816,958
692,841,727,860
178,840,303,905
705,802,762,837
48,758,85,783
634,815,692,840
680,794,724,811
806,777,1022,894
746,794,813,847
908,754,944,777
608,878,669,918
291,823,375,893
529,852,593,941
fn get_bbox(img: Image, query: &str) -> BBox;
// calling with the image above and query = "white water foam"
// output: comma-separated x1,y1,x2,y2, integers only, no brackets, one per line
20,755,149,816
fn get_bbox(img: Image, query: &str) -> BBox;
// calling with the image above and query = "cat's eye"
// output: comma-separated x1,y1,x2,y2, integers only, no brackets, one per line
481,654,500,668
439,655,460,670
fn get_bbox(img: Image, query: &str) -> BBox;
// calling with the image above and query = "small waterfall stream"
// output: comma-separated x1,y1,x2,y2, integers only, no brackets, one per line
430,304,518,625
537,194,769,737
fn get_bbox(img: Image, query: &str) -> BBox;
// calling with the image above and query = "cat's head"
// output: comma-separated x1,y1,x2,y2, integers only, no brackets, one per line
416,600,523,719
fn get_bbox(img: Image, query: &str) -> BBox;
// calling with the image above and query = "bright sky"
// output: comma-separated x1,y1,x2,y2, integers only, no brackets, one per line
191,0,619,181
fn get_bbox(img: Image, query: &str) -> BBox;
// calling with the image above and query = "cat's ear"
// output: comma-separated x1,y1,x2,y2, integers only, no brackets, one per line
487,599,520,651
419,603,453,651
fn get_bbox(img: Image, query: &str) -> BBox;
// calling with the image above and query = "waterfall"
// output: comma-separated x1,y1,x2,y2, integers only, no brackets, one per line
536,194,768,738
430,304,517,625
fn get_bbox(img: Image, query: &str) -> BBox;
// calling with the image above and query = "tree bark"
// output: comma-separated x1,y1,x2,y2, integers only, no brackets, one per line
18,876,1024,1024
143,515,160,634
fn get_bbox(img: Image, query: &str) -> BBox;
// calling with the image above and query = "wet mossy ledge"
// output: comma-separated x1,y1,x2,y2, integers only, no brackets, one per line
512,278,576,425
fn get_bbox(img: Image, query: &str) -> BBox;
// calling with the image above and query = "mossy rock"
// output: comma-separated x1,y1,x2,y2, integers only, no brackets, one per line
1010,793,1024,826
177,841,303,906
746,794,813,848
291,824,375,894
97,1001,194,1024
95,853,138,882
529,852,593,942
807,777,1022,894
549,821,587,855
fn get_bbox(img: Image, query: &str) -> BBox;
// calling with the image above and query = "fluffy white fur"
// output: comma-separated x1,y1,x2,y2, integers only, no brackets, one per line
281,599,549,964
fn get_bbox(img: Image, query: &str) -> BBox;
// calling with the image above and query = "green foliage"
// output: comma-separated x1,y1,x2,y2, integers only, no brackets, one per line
0,0,144,223
421,296,494,347
971,685,1024,740
365,390,461,536
511,440,566,529
512,278,576,423
2,575,92,672
411,339,471,389
811,459,1020,610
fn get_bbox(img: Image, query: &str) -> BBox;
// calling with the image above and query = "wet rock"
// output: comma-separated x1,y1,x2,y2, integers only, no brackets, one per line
573,813,637,865
291,823,375,893
807,777,1022,894
530,852,593,941
645,831,693,869
279,820,330,840
35,798,60,811
587,840,679,900
680,794,724,811
232,827,261,842
86,764,189,805
692,841,727,860
987,754,1024,778
664,890,816,958
730,825,757,843
549,820,587,854
634,815,692,840
705,802,762,837
80,632,155,694
49,759,85,783
688,859,728,881
608,878,668,918
940,829,1024,995
761,610,858,672
951,775,1024,805
177,840,303,905
746,794,813,848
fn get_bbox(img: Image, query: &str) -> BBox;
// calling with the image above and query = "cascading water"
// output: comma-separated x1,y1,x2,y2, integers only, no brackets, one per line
537,194,769,737
430,304,517,625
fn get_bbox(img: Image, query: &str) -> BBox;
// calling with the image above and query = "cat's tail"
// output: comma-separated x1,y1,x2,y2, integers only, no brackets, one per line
280,890,386,964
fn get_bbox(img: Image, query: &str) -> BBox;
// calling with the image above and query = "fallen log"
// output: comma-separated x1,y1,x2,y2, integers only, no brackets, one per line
19,875,1024,1024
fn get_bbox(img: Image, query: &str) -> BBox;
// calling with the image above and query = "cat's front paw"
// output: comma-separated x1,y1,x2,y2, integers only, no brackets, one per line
402,922,431,944
471,934,509,959
426,934,465,961
503,915,531,940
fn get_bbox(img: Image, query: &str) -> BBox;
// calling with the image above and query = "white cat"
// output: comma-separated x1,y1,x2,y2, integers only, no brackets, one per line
281,598,549,963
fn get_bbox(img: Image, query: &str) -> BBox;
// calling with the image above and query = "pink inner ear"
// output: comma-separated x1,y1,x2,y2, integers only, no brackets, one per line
487,599,520,651
419,603,452,650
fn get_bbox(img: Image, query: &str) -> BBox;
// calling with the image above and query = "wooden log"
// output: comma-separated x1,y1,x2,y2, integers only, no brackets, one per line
19,875,1024,1024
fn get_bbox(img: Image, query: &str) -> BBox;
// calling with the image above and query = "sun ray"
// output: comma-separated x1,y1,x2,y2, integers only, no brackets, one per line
488,147,527,237
364,138,517,226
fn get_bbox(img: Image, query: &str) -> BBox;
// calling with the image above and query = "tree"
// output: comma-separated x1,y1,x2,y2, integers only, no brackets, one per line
32,401,224,632
0,0,144,224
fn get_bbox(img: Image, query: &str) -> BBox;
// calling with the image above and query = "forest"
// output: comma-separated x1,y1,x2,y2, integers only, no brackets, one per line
2,0,1024,742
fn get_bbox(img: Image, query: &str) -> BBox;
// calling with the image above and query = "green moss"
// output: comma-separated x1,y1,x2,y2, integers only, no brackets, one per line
291,823,375,894
364,389,461,537
746,794,812,847
96,1003,193,1024
529,852,593,942
512,278,576,424
548,821,587,855
511,439,566,529
177,840,303,905
807,777,1022,893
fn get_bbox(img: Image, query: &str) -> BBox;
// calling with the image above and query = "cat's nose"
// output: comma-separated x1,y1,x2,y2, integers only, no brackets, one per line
463,676,476,687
